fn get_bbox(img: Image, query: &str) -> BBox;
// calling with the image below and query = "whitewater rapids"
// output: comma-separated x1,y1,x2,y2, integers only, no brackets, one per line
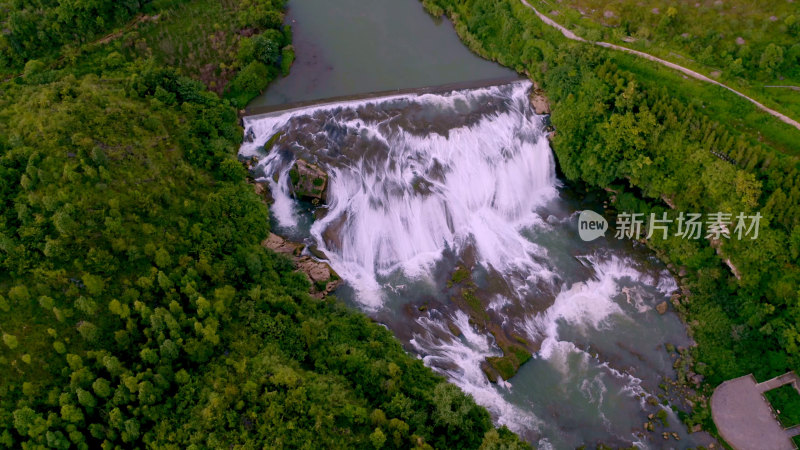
240,81,703,448
241,81,557,306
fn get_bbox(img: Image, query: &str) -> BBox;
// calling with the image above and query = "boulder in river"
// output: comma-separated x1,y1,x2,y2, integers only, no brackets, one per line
656,301,668,314
244,127,256,143
484,342,532,381
290,159,328,204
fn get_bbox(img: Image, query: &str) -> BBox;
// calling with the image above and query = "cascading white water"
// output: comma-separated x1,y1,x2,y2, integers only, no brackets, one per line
240,81,705,448
242,81,558,307
409,309,543,434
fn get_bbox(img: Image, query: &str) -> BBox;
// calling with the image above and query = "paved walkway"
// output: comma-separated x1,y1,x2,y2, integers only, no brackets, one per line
518,0,800,132
757,371,800,392
711,374,796,450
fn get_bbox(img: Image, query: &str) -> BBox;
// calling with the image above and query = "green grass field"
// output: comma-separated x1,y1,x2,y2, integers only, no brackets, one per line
765,384,800,428
527,0,800,134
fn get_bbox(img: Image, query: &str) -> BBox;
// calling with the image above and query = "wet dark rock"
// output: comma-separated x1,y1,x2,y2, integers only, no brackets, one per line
244,127,255,143
481,360,502,382
244,155,259,170
321,212,347,252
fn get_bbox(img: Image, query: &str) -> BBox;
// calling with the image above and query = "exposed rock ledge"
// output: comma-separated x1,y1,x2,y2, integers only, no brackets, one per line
245,159,339,298
262,232,341,299
530,81,551,115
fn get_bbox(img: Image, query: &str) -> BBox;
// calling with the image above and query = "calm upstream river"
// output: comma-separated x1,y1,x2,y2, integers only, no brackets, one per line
242,1,715,448
247,0,513,108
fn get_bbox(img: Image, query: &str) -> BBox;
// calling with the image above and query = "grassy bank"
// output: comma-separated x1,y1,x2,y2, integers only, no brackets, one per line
0,1,527,448
526,0,800,119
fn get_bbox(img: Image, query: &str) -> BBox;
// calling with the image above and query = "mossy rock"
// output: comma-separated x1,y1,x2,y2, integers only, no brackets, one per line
448,266,471,287
481,360,502,381
512,334,530,347
506,344,532,366
290,159,328,202
264,131,283,153
485,343,532,381
461,289,483,314
485,355,519,381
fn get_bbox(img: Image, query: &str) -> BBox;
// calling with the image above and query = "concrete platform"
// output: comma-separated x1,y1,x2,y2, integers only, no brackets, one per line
711,373,799,450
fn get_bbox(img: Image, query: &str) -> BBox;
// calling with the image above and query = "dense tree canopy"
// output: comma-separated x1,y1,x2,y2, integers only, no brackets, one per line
0,1,527,448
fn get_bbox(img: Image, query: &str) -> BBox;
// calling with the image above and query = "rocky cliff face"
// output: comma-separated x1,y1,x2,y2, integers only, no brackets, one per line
530,81,551,115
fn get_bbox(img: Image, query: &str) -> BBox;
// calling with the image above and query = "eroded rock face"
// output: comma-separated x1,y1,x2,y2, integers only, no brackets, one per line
253,181,273,204
263,232,300,255
261,232,341,298
530,82,551,115
245,160,338,299
290,159,328,204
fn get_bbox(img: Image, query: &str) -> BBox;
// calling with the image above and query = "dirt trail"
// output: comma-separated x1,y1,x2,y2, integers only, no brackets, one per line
519,0,800,132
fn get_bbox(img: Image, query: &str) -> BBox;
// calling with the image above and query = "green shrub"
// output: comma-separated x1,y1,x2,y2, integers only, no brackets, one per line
224,61,273,107
280,45,295,76
22,60,45,78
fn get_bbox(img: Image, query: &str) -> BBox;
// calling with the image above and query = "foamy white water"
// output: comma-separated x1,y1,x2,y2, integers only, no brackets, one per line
243,81,558,307
240,82,705,448
410,310,542,433
524,256,653,360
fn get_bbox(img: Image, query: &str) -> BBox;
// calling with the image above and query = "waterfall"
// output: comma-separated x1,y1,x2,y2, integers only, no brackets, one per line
239,81,700,447
241,81,559,308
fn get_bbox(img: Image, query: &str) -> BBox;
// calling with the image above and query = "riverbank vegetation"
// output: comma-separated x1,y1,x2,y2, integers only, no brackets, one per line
0,1,527,448
427,0,800,433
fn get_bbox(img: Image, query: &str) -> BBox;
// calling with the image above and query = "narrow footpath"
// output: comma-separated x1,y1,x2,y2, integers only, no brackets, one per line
519,0,800,132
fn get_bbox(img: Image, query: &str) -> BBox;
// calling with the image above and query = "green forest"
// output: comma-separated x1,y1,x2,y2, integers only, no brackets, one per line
526,0,800,118
0,1,526,448
426,0,800,432
4,0,800,446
